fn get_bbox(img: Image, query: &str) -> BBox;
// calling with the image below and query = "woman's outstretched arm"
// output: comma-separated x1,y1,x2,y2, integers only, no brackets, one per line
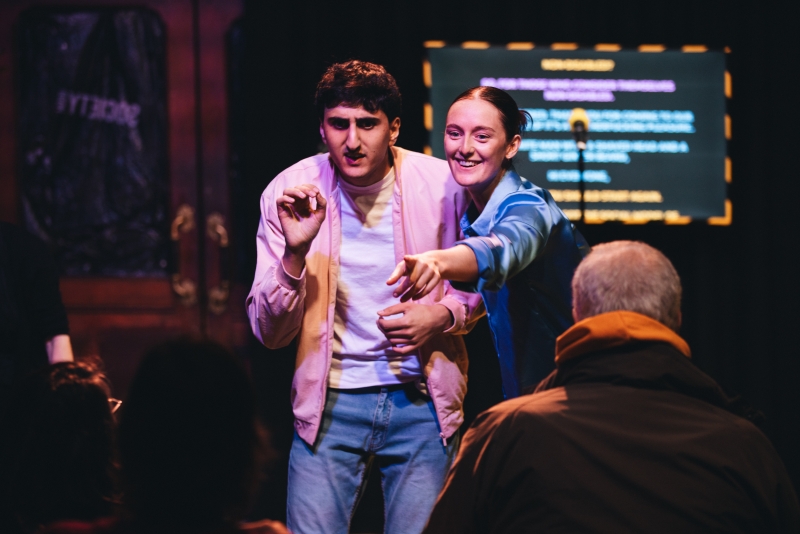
387,244,478,302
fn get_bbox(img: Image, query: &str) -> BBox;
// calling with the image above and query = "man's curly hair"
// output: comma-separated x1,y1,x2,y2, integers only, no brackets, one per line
315,60,402,122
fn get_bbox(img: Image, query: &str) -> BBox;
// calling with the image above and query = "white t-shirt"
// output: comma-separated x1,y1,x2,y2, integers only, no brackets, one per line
328,167,422,389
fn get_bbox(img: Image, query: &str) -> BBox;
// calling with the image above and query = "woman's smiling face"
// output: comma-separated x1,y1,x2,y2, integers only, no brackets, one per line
444,97,520,201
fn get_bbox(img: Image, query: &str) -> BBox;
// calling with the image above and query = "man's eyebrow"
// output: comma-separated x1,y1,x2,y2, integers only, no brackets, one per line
355,117,380,124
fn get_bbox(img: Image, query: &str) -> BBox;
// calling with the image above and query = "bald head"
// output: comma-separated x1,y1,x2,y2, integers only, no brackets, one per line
572,241,682,331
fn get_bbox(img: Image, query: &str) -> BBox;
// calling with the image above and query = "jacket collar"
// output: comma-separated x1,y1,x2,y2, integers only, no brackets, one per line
556,311,690,364
539,312,755,420
460,169,523,237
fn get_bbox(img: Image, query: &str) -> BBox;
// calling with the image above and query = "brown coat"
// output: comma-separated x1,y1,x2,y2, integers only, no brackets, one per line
424,312,800,533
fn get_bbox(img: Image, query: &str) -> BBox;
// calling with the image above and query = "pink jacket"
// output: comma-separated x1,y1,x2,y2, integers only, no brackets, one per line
246,147,482,445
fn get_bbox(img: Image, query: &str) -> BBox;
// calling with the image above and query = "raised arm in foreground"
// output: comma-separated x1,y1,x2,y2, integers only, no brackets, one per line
246,183,326,348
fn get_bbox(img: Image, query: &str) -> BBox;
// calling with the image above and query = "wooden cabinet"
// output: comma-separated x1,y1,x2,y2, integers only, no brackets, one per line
0,0,244,398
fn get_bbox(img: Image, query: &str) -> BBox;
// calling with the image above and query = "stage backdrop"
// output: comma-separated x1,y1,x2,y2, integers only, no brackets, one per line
17,8,169,277
427,46,728,223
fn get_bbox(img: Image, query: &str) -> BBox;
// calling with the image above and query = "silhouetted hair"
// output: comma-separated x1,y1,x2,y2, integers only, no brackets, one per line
0,361,116,532
118,338,263,530
315,60,402,122
572,241,682,331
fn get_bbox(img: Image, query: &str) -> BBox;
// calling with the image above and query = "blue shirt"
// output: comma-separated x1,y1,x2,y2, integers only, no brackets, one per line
455,170,589,398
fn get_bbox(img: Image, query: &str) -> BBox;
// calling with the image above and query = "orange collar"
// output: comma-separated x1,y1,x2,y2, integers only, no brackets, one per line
556,311,691,364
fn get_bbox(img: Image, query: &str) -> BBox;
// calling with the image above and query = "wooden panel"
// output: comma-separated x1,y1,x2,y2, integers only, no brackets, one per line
69,307,201,398
1,1,244,385
200,3,243,348
61,278,175,310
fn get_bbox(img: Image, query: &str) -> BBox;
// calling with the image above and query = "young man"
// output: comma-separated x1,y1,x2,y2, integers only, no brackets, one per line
246,61,481,534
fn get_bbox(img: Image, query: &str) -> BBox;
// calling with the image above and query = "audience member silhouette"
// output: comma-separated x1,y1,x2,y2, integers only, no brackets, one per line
0,361,117,533
0,221,74,416
41,338,288,534
424,241,800,533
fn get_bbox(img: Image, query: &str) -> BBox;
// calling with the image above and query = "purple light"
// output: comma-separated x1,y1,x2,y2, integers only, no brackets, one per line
543,91,616,102
480,77,676,102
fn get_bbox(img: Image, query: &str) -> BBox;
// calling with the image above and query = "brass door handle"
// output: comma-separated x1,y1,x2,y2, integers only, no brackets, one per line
206,212,229,247
171,204,195,240
170,204,197,306
206,212,230,315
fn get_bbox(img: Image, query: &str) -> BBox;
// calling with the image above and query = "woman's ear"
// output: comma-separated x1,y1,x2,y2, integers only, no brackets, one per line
505,134,521,160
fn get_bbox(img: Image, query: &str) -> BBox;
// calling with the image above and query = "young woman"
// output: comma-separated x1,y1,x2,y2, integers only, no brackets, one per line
387,86,588,397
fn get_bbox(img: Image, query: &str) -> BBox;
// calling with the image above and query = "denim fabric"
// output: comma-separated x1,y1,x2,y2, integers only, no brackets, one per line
286,383,459,534
454,170,589,398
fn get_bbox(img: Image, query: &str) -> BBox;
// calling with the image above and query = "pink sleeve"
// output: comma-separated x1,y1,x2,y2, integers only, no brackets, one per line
438,285,485,335
246,181,307,349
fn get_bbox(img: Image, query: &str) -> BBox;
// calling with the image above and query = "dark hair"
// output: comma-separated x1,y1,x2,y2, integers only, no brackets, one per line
0,361,116,531
118,338,265,530
315,60,402,122
451,86,531,168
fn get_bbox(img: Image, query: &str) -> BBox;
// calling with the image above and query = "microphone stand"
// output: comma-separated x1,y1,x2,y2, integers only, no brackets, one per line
572,122,588,224
578,146,586,224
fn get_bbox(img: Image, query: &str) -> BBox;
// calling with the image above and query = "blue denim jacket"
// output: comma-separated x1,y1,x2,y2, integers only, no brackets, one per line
455,170,589,398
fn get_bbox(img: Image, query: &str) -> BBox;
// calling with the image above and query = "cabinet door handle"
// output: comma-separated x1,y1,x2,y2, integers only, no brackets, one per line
206,212,230,314
170,204,197,306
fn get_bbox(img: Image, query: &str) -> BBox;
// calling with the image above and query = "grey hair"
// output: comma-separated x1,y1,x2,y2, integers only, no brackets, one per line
572,241,682,331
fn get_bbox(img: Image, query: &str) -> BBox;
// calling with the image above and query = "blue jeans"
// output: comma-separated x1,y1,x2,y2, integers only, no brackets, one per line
287,382,459,534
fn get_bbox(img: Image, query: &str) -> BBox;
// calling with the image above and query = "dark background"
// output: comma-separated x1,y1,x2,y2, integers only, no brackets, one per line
240,0,800,526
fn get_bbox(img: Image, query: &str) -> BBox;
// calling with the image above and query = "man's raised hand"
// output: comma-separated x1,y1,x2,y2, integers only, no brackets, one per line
277,184,327,276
